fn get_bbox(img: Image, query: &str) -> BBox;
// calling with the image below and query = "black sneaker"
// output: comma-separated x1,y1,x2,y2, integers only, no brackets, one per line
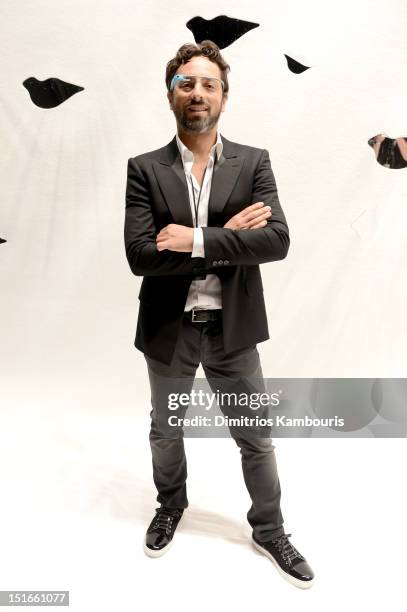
252,533,314,589
144,506,184,557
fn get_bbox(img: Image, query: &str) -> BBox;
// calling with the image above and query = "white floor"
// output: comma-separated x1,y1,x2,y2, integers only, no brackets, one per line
1,377,406,612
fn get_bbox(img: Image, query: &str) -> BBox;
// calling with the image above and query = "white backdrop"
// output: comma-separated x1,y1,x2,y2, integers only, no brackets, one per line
2,0,407,385
1,1,407,610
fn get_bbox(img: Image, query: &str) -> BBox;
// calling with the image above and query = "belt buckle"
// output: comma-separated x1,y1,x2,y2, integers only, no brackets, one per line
191,308,204,323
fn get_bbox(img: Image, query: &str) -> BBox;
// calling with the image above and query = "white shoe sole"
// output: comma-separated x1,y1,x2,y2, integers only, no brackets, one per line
143,513,184,558
252,538,314,589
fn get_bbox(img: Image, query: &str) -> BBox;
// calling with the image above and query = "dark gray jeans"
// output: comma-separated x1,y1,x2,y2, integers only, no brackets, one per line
144,313,285,542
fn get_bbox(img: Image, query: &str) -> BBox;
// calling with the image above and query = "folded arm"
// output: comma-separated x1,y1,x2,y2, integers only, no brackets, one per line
202,149,290,267
124,157,206,276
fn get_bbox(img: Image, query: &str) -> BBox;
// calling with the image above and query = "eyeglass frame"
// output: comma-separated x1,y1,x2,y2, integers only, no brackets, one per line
169,74,225,93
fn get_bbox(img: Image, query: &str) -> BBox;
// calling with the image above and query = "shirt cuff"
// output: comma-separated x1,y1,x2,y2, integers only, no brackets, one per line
192,227,205,258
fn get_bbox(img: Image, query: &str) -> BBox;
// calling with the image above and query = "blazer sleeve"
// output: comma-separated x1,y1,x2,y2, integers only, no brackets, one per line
124,157,207,277
201,149,290,266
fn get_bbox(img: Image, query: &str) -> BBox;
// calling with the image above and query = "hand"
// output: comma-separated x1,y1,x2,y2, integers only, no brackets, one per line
156,224,194,252
223,202,272,230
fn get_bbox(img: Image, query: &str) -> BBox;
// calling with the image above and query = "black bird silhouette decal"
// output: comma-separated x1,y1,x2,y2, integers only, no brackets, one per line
0,237,6,245
23,77,84,108
368,134,407,169
284,55,310,74
186,15,259,49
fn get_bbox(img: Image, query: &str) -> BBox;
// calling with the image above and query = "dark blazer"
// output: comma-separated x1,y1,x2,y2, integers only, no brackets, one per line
124,134,290,365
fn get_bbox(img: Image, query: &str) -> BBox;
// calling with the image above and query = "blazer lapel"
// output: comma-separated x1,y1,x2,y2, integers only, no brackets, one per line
152,134,244,227
208,136,244,222
153,138,194,227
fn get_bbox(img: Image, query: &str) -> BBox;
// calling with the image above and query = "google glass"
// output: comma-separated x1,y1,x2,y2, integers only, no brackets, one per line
169,74,225,93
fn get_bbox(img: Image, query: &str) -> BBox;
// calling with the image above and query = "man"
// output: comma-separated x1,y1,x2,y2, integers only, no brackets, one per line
124,40,314,588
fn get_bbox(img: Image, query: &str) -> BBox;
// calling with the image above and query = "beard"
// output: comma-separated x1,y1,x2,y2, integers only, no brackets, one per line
173,101,222,133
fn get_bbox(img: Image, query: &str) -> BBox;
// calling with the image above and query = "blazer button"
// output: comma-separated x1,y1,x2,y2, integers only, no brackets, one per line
218,259,224,265
224,259,230,265
212,260,218,266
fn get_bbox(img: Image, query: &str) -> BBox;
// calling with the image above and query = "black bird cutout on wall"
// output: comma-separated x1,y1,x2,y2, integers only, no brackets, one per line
186,15,259,49
284,54,310,74
23,77,84,108
0,238,7,245
368,135,407,169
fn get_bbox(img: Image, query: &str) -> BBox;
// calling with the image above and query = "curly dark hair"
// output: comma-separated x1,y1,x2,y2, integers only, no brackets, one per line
165,40,230,94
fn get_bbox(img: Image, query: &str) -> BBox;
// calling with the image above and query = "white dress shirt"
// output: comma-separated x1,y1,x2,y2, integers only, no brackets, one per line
176,132,223,311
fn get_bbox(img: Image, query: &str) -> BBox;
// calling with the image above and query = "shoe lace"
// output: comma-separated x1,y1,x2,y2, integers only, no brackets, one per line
147,507,182,535
271,533,305,565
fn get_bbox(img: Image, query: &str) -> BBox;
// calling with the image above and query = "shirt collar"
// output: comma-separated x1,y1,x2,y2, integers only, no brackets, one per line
176,131,223,165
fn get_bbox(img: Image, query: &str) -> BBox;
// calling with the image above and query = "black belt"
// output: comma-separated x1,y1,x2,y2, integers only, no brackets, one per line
185,308,222,323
